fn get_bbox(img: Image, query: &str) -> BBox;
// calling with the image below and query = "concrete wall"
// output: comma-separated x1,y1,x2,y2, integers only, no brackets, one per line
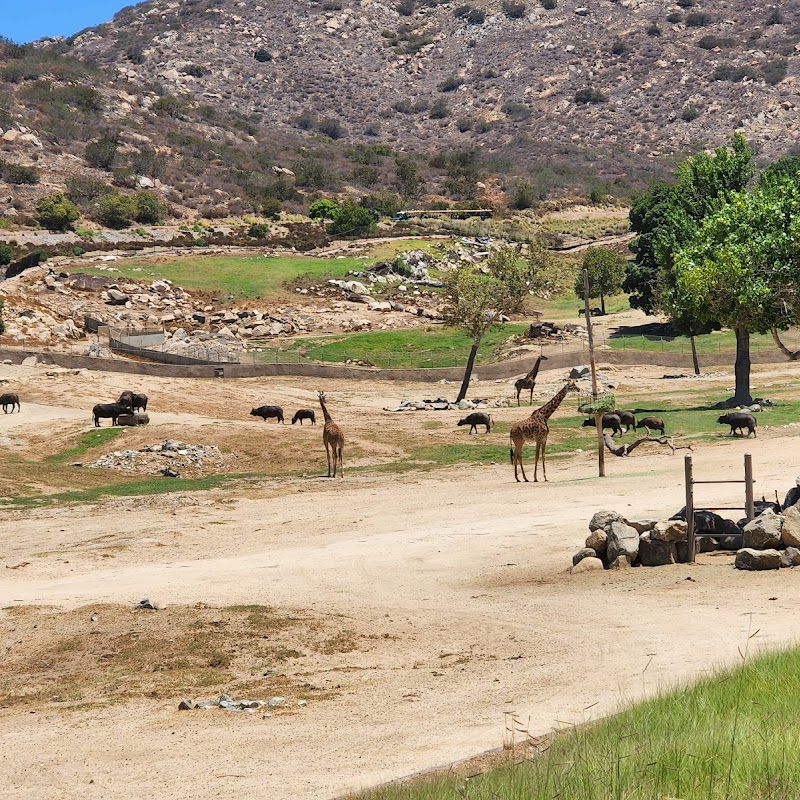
0,345,790,383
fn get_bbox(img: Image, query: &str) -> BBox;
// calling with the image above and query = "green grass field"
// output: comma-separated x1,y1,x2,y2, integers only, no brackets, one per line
608,329,800,356
254,325,530,368
352,645,800,800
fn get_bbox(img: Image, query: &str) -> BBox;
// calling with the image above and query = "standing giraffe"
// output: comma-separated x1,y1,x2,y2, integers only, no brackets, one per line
318,391,344,478
514,354,549,406
509,379,579,482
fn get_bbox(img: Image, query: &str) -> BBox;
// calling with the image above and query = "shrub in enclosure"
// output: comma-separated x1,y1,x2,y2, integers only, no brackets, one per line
95,193,137,229
254,48,272,62
134,191,167,224
85,138,118,170
502,0,526,18
35,193,80,231
574,87,606,104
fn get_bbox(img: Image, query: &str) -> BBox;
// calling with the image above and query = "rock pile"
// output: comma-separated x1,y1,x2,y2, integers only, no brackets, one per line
574,485,800,572
86,440,224,476
177,693,305,714
385,397,513,412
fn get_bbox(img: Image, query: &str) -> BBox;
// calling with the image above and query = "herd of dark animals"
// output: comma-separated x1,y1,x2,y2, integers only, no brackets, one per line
0,369,761,483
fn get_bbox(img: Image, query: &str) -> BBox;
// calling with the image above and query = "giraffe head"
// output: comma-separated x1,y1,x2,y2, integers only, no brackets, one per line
565,379,579,393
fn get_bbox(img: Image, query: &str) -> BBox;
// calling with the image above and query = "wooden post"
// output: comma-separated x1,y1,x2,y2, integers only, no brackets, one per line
583,267,604,478
744,453,754,522
685,455,695,564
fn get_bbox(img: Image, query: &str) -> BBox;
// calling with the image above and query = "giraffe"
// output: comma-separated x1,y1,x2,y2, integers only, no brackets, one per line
318,391,344,478
509,379,579,483
514,354,549,406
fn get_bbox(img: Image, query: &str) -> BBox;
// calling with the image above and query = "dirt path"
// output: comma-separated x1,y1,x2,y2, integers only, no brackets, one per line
3,428,800,799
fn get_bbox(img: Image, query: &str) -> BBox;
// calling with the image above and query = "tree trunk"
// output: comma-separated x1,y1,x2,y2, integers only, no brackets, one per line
600,293,606,315
456,338,481,402
770,327,800,360
690,335,700,376
733,326,752,405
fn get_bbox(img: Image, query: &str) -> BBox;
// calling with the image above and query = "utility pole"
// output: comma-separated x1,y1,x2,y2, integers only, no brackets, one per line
583,267,605,478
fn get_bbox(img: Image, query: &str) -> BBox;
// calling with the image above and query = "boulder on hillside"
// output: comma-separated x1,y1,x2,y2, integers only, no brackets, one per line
585,528,607,555
638,533,677,567
780,505,800,548
742,510,782,549
106,289,129,305
589,510,625,533
606,520,639,563
735,548,781,571
625,518,658,534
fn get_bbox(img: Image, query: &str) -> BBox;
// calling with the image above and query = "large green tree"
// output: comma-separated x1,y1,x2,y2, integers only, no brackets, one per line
665,174,800,403
574,247,626,315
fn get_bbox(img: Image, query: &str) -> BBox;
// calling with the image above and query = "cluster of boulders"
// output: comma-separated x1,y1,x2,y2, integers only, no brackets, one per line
86,440,223,476
0,298,84,344
524,320,588,342
177,693,304,715
573,496,800,572
384,396,514,412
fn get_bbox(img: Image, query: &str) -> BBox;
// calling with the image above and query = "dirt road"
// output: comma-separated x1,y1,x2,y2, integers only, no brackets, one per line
3,422,800,799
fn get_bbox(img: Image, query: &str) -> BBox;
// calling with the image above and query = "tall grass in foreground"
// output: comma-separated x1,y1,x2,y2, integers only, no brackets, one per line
354,643,800,799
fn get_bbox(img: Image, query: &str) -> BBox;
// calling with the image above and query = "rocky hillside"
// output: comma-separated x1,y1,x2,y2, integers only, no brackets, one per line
0,0,798,234
68,0,800,177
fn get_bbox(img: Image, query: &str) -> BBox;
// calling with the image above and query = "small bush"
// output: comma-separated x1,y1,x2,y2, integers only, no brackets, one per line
317,117,343,139
85,138,118,170
510,181,535,210
396,0,416,14
675,0,694,6
430,98,449,119
254,48,272,62
112,167,137,188
574,87,606,104
95,193,137,229
502,101,532,121
763,58,788,85
0,243,12,265
697,35,736,49
611,39,628,55
439,75,464,92
712,63,758,82
765,7,783,24
681,105,702,121
66,177,113,207
454,5,485,23
183,64,206,77
292,157,339,190
647,23,662,36
540,0,555,9
260,196,283,219
666,12,681,22
134,191,167,224
502,0,526,18
456,117,472,132
0,161,38,184
685,11,711,26
295,109,316,130
249,221,270,238
36,193,80,231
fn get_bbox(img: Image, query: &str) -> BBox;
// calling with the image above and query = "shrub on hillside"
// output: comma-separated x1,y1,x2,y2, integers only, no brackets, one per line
502,0,527,18
454,5,485,23
260,196,283,219
0,161,38,184
318,117,343,139
134,191,167,224
0,243,12,265
766,7,783,24
85,138,118,170
66,177,114,208
183,64,206,77
666,12,681,22
36,193,80,231
249,221,270,238
762,58,788,85
327,202,377,237
681,105,702,121
697,35,736,49
254,48,272,62
0,298,5,336
95,193,137,229
292,157,339,190
112,167,137,188
510,181,536,210
430,99,449,119
439,75,464,92
360,192,403,218
574,87,607,104
647,23,662,36
685,11,711,26
540,0,555,9
611,39,628,55
502,101,532,121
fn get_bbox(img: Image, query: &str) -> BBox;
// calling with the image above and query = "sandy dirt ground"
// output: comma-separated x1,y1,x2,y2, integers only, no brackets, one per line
2,362,800,799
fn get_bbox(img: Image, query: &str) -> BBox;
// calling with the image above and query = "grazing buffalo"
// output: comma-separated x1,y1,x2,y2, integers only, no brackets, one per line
118,391,148,412
612,409,636,432
718,412,757,438
291,408,316,426
457,412,493,434
250,405,284,423
582,413,623,437
635,416,666,436
92,402,131,427
0,393,20,413
118,390,134,409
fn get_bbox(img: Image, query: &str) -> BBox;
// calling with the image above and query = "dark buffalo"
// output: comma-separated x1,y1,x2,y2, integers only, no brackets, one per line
92,402,131,427
0,392,20,413
131,393,148,412
457,412,493,434
291,409,316,426
718,412,757,438
612,409,636,432
118,390,135,409
635,416,665,436
250,405,284,423
582,413,623,437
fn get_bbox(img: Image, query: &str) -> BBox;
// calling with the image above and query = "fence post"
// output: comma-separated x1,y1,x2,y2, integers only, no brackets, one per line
685,455,695,564
744,453,754,522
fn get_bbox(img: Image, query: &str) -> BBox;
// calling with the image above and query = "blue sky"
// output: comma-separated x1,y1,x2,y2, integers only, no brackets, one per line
2,0,136,44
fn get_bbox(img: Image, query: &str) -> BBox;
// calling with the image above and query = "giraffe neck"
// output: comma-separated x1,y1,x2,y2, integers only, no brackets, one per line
534,383,571,421
527,355,543,381
319,397,333,423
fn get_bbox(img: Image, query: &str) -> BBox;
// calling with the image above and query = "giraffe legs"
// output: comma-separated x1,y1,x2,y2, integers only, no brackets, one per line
324,441,332,477
529,387,534,405
335,446,343,478
512,442,528,482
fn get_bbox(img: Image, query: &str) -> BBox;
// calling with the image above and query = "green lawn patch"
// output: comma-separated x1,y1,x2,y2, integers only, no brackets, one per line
608,328,800,356
0,473,253,509
352,645,800,800
253,325,529,369
46,428,127,464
